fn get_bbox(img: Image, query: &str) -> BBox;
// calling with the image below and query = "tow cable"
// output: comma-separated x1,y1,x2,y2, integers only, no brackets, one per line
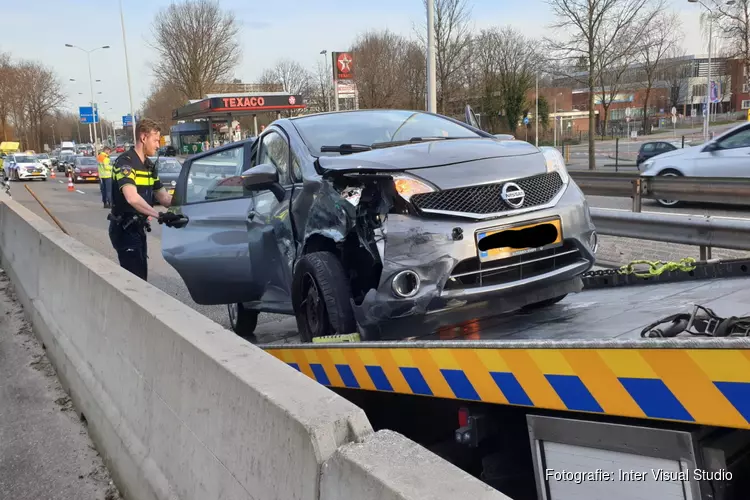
641,304,750,338
617,258,697,278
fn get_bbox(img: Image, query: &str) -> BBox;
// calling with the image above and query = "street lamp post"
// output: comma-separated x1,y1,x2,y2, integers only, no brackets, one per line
119,0,138,145
688,0,734,140
65,43,109,151
320,50,331,112
426,0,437,113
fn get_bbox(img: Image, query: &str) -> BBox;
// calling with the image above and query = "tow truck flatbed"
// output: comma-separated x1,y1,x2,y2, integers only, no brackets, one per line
260,275,750,430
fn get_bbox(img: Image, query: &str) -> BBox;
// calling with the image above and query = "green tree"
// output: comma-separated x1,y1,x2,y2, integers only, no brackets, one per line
538,95,550,130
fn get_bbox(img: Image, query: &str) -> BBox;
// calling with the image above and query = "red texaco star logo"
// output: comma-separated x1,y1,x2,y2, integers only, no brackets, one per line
288,95,296,105
337,53,352,73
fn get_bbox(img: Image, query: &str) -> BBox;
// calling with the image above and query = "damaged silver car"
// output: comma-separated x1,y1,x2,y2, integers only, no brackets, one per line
162,109,597,341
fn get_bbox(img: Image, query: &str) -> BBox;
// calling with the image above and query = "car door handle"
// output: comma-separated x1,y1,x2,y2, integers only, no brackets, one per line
247,212,256,220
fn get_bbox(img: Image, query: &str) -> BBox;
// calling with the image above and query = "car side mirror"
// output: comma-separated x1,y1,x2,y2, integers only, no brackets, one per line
703,142,719,153
242,163,284,201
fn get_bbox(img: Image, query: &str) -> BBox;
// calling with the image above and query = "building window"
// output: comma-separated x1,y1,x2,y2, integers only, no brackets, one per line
743,83,749,93
693,84,707,97
742,100,750,110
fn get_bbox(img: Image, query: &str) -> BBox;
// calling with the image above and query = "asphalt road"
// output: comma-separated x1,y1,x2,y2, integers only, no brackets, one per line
8,177,298,340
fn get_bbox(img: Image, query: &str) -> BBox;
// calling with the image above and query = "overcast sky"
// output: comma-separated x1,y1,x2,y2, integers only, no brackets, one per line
2,0,707,125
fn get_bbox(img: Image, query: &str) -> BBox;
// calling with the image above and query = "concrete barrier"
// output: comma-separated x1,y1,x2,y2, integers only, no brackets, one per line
0,193,511,500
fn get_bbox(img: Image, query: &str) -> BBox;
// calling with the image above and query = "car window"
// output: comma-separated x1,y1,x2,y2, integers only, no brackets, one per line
186,146,246,203
718,128,750,150
258,131,291,185
641,143,655,152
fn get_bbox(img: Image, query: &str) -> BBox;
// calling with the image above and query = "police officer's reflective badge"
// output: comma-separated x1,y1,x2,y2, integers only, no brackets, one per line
121,166,132,177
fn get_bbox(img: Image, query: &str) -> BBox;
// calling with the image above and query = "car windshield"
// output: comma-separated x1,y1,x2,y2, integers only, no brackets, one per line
78,157,98,165
292,110,481,155
15,156,36,163
37,154,49,159
157,159,182,173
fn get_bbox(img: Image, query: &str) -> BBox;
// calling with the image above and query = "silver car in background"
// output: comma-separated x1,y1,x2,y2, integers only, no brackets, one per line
162,110,597,342
641,121,750,206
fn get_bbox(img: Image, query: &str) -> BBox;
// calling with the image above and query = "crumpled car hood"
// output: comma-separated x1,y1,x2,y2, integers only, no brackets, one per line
317,138,541,172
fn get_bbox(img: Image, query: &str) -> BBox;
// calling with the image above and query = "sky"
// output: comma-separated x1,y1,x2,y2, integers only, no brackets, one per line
1,0,708,127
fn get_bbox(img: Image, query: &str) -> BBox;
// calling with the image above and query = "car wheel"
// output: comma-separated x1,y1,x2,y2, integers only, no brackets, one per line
656,169,682,207
227,302,258,339
292,251,356,343
522,294,567,311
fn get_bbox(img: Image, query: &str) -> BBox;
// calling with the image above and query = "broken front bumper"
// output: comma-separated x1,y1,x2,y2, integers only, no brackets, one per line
351,182,596,338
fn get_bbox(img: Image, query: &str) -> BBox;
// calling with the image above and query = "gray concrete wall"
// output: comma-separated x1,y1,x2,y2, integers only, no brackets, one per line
0,193,511,500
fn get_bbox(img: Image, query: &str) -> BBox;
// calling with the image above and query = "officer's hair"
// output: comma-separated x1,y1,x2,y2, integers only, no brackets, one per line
136,118,161,139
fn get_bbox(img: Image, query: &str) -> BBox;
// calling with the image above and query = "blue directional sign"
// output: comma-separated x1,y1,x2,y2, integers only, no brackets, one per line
123,114,132,126
523,116,530,125
79,106,99,124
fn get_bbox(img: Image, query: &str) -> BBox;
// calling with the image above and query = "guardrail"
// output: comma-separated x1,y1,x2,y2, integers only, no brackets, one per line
590,207,750,260
570,171,750,212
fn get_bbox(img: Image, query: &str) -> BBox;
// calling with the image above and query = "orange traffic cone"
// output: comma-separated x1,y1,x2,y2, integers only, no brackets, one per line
50,169,56,179
67,176,74,192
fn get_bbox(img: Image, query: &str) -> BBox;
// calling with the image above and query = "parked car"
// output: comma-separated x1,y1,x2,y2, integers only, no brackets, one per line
636,141,678,167
162,109,596,342
640,121,750,206
152,156,185,202
71,156,100,183
3,153,48,181
115,144,126,153
158,145,177,156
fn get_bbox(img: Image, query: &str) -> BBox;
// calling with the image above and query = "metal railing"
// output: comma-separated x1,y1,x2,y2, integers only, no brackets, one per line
571,171,750,212
590,208,750,259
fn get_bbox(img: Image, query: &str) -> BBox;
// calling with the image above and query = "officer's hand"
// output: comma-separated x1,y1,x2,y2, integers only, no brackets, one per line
157,212,181,226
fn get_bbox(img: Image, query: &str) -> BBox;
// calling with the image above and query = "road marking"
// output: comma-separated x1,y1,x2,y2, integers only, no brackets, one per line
75,189,85,194
58,180,64,184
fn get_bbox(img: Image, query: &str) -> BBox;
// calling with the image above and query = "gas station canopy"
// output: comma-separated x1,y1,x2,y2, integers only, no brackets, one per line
172,93,306,120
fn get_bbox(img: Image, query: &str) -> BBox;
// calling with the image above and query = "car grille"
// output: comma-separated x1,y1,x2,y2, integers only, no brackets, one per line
411,171,563,216
443,242,583,291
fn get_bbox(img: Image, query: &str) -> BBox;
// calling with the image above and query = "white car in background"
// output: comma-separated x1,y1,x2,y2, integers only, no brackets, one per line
36,153,52,170
640,121,750,207
3,153,48,181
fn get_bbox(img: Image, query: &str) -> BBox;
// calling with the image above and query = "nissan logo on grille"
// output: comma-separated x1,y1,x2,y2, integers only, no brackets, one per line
501,182,525,209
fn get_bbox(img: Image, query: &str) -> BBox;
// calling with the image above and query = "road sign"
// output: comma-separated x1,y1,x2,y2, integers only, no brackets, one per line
671,106,677,116
625,107,632,117
672,115,677,124
79,106,99,124
523,116,529,125
625,116,631,123
122,114,133,126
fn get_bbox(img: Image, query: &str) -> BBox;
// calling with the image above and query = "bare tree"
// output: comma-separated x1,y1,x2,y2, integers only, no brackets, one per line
258,59,312,117
496,27,541,133
662,48,691,112
140,82,187,129
546,0,652,169
472,29,502,126
151,0,241,99
402,41,427,110
307,61,333,113
352,30,410,109
417,0,473,114
0,52,13,141
638,11,682,133
18,62,65,151
711,0,750,87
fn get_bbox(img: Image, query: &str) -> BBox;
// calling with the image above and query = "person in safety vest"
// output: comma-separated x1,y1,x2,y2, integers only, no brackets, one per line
98,146,113,208
109,119,179,281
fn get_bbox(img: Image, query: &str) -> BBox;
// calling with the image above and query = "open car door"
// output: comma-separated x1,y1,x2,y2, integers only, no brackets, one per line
464,104,481,130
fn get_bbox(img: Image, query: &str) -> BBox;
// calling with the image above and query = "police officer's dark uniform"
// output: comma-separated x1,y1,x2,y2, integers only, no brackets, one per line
108,148,163,281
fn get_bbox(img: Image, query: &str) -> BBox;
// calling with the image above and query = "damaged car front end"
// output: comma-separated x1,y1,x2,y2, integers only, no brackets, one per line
162,109,596,342
309,143,597,340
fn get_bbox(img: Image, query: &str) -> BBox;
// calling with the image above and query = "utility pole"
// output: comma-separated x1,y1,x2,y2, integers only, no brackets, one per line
535,73,539,147
426,0,437,113
120,0,137,145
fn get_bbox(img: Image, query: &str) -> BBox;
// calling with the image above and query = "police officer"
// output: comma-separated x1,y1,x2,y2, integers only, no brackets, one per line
109,118,179,281
98,146,113,208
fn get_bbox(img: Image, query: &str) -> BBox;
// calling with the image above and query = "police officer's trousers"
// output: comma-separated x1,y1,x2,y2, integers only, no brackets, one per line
100,178,112,205
109,219,148,281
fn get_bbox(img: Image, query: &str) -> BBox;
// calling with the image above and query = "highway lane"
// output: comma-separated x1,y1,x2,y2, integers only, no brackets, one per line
8,177,299,341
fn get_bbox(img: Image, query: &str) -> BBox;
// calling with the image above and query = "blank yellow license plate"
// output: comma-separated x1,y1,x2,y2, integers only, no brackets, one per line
168,189,175,195
476,218,563,262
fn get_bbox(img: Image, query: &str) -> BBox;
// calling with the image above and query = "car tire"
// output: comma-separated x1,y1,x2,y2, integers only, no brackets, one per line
655,169,682,207
227,302,258,339
292,251,356,343
522,294,567,311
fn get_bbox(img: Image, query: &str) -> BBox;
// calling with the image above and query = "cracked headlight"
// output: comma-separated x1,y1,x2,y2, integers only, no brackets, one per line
540,147,569,184
392,173,435,202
